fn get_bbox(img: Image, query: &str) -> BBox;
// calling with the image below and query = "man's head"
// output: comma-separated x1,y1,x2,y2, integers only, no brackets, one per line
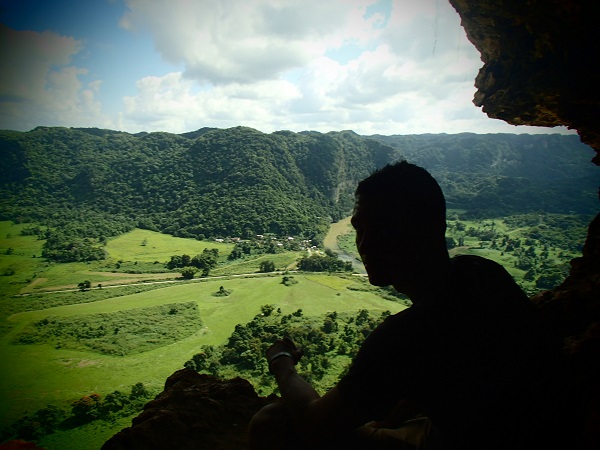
352,161,448,293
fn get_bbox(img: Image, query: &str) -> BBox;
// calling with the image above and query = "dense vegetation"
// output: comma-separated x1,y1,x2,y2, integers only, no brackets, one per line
0,127,388,255
13,302,202,356
369,133,598,216
0,382,156,443
184,304,389,395
0,127,597,263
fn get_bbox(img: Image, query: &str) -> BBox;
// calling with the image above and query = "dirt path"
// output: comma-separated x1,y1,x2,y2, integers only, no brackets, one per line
323,216,352,250
324,216,366,274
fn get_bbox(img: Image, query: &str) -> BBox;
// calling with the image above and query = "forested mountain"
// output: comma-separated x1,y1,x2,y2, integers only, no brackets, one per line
0,126,597,252
369,133,598,215
0,127,388,242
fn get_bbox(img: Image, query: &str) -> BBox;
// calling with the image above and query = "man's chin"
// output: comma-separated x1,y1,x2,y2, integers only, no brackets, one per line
367,273,393,287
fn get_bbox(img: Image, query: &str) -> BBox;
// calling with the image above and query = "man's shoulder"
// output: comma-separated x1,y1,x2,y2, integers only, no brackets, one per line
451,254,504,271
450,254,528,302
451,254,512,283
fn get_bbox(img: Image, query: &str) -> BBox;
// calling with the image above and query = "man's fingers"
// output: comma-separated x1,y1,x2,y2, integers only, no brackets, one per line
282,336,296,349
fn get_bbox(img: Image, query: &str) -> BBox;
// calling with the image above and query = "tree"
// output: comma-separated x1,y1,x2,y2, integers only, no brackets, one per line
259,260,275,272
78,280,92,291
166,255,183,269
213,285,231,297
102,390,129,416
181,254,191,267
192,248,219,276
71,393,102,424
181,267,196,279
130,382,150,400
260,304,275,316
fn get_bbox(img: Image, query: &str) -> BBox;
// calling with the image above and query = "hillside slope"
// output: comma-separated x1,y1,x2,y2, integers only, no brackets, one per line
0,127,596,243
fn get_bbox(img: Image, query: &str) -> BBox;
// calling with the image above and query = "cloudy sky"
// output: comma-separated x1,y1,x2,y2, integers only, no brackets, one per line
0,0,573,135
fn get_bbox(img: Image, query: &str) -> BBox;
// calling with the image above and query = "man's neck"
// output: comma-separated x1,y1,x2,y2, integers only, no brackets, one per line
394,254,452,304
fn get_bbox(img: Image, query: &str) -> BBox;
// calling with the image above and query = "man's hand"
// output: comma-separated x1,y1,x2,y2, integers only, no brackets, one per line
266,337,304,373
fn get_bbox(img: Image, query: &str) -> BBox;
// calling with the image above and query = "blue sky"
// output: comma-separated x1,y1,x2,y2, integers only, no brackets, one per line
0,0,573,135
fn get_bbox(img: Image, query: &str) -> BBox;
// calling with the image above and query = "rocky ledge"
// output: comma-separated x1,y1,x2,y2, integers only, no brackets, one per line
102,370,274,450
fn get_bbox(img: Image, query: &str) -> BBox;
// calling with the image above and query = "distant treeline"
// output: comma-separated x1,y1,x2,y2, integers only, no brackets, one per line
1,127,597,262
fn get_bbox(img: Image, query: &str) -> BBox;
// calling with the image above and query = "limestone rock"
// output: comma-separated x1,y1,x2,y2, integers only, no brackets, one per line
449,0,600,160
102,370,273,450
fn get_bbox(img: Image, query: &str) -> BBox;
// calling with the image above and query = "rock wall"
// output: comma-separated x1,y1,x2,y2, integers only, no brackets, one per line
102,370,274,450
449,0,600,162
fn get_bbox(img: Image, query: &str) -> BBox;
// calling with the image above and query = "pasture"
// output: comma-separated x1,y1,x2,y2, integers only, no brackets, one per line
0,271,403,427
0,223,237,295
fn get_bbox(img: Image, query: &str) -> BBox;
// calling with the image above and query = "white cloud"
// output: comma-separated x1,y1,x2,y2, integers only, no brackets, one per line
120,0,378,84
116,0,507,135
0,24,112,131
120,72,302,133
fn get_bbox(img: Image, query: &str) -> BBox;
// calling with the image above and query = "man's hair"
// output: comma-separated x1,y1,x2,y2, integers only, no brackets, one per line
355,161,447,238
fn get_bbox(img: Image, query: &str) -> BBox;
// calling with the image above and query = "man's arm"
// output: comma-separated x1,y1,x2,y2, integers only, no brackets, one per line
267,339,362,444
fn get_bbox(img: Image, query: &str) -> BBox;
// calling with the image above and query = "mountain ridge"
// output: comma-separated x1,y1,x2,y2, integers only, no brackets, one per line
0,126,597,247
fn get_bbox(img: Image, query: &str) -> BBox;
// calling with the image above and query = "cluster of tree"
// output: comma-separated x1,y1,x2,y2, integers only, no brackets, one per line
183,306,389,394
213,286,231,297
227,237,305,261
1,127,596,261
166,248,219,277
42,232,105,263
0,382,154,442
16,209,135,263
78,280,92,291
444,212,590,294
259,260,276,272
507,213,590,251
297,252,353,273
14,302,202,356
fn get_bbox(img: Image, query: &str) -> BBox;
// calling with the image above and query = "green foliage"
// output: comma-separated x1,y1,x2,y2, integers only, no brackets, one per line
180,266,196,279
212,285,231,297
13,302,202,356
281,275,298,286
168,248,219,276
297,254,353,272
260,304,275,316
184,306,390,395
369,133,598,216
71,393,102,424
259,259,276,272
0,283,173,316
3,127,384,244
0,382,155,442
0,405,66,441
5,128,593,258
77,280,91,291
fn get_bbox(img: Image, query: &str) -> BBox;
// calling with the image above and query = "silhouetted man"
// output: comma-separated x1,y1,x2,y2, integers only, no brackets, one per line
249,161,568,450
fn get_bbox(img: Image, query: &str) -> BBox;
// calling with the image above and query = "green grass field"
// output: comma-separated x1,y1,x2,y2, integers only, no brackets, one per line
0,223,238,296
0,268,402,445
104,228,234,263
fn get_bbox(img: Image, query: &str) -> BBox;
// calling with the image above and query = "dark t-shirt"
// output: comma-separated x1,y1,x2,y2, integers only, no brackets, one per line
337,255,563,450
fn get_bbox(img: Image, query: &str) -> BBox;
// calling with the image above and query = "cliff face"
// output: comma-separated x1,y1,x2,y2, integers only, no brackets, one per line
449,0,600,161
102,370,274,450
103,1,600,449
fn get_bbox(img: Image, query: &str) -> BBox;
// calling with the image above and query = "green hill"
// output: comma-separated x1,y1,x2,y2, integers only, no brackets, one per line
0,127,597,255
